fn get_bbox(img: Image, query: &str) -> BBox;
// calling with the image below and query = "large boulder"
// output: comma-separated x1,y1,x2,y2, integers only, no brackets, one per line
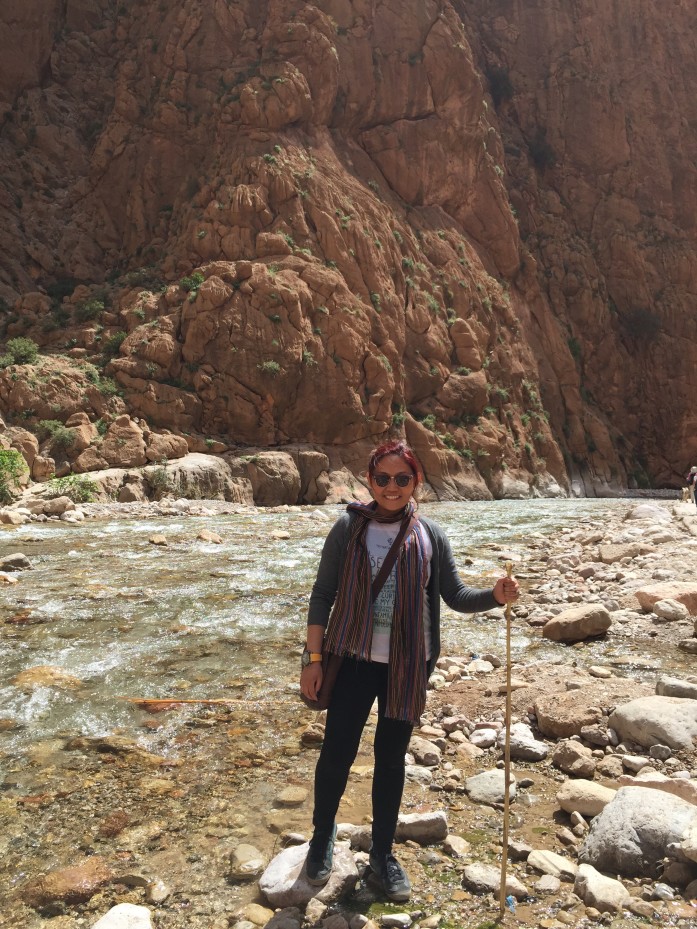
609,696,697,751
542,604,611,642
634,582,697,615
258,841,357,908
145,431,189,462
239,451,301,506
148,453,251,503
101,415,147,468
579,786,697,877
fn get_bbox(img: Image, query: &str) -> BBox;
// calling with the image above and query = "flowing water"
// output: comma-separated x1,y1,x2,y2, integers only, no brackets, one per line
0,497,683,765
2,497,696,927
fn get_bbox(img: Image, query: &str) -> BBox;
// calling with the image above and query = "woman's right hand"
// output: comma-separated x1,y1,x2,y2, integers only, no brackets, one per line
300,663,324,700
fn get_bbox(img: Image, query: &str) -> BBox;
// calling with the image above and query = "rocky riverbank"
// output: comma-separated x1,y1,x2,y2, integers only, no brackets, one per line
1,499,696,929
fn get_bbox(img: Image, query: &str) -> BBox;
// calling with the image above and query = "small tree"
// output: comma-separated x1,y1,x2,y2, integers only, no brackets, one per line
0,337,39,366
0,448,28,503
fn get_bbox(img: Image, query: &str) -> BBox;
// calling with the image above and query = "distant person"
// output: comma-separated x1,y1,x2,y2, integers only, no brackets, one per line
688,466,697,506
299,440,519,901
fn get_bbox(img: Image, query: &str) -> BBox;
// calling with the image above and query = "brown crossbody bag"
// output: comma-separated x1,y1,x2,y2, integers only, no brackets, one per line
301,512,415,711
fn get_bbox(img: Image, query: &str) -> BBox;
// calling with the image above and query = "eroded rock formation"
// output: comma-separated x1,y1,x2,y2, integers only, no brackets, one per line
0,0,695,497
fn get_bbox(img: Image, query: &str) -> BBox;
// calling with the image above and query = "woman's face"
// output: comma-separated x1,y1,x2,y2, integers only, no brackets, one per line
368,454,416,517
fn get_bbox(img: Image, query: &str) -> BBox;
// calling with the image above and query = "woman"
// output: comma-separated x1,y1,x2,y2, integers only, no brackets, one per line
300,440,519,901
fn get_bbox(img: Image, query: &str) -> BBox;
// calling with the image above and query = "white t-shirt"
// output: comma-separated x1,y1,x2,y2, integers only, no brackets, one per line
366,521,433,663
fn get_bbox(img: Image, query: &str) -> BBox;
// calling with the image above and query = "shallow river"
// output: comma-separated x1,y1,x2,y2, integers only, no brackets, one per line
0,497,677,767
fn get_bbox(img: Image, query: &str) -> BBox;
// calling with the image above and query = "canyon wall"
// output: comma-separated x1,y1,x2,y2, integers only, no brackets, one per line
0,0,695,497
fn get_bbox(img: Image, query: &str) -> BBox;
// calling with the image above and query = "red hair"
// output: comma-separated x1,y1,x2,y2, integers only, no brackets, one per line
367,441,422,486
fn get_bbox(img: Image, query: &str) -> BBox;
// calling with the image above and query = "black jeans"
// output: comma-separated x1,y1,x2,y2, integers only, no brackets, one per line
312,657,414,855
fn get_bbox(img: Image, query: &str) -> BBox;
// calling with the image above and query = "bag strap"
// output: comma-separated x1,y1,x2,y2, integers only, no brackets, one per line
370,514,415,602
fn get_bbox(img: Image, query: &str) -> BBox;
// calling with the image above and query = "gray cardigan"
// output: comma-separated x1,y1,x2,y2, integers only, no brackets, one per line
307,512,500,674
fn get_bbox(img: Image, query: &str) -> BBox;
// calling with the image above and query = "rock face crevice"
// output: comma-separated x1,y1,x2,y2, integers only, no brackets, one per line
0,0,695,496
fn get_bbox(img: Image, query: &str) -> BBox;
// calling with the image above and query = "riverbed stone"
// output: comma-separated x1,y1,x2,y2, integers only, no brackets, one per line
535,692,603,739
395,810,448,844
43,495,76,516
465,768,516,805
634,582,697,615
443,834,471,858
461,862,529,899
241,903,275,926
652,599,690,622
598,542,655,563
527,849,577,881
573,863,630,913
408,735,442,766
230,844,266,881
499,722,549,760
21,856,114,909
535,874,562,895
542,604,611,642
13,665,84,690
0,552,32,570
609,696,697,751
556,780,616,818
578,786,697,877
655,676,697,700
552,740,597,778
469,727,497,748
259,841,357,907
618,770,697,807
92,904,154,928
275,787,308,807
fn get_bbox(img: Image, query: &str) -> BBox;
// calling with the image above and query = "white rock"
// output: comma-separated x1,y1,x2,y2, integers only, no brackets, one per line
394,811,448,844
91,904,154,929
653,599,690,622
527,849,577,881
574,863,630,913
609,696,697,751
469,728,498,748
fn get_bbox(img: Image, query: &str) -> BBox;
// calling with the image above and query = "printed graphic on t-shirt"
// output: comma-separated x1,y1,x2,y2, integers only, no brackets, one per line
367,523,397,663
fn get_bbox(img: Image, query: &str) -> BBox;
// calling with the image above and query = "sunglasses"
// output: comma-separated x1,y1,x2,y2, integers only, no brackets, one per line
373,472,414,488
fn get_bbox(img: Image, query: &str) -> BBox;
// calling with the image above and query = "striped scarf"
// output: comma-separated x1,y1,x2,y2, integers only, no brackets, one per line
323,500,428,724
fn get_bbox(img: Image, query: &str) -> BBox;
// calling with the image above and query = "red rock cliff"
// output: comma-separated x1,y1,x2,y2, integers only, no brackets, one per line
0,0,695,496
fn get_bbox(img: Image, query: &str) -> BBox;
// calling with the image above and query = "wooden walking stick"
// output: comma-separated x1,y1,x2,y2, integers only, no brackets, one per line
499,561,514,920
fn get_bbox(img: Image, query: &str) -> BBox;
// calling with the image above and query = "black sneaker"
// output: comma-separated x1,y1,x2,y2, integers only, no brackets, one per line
305,824,337,885
368,850,411,901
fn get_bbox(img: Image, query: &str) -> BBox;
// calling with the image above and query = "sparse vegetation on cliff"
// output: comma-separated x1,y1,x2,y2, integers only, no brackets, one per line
0,448,27,503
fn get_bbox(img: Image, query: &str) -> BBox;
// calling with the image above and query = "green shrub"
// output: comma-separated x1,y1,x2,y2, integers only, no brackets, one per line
45,474,99,503
103,331,127,357
0,449,28,503
75,299,105,322
4,337,39,365
97,377,121,397
421,414,437,431
258,360,281,376
147,461,173,497
37,420,75,449
179,271,205,293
